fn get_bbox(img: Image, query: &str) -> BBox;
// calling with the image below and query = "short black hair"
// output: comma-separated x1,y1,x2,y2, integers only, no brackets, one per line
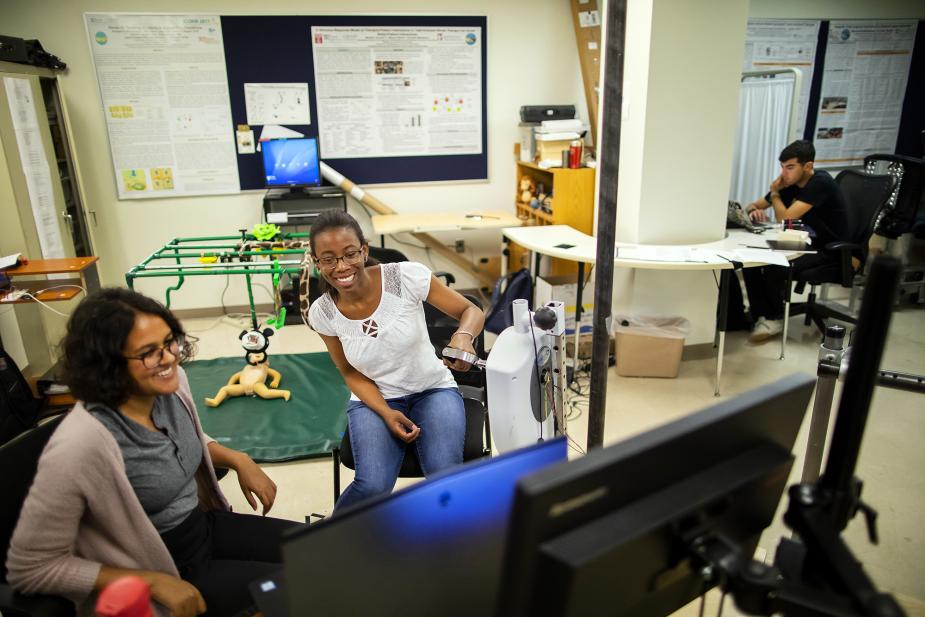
308,209,377,300
779,140,815,165
59,287,194,409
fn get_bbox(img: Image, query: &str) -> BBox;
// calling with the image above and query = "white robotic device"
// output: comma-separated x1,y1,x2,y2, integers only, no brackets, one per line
484,299,567,454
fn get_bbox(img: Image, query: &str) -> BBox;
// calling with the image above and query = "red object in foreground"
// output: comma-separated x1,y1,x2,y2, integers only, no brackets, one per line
95,576,153,617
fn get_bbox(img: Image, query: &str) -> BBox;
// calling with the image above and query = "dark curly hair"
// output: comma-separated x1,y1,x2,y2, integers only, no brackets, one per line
309,208,378,300
59,287,195,409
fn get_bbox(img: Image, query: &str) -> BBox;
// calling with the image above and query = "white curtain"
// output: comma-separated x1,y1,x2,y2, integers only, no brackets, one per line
729,77,795,217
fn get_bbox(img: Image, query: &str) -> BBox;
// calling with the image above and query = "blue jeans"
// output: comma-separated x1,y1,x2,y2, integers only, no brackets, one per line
335,387,465,513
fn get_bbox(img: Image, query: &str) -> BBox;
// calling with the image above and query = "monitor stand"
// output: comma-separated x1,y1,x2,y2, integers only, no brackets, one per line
267,186,310,200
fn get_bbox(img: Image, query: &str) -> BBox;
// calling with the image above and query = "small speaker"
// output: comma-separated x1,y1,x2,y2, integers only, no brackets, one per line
520,105,577,123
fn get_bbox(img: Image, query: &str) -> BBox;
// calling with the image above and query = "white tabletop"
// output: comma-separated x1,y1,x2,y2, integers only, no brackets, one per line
502,225,804,271
372,210,522,235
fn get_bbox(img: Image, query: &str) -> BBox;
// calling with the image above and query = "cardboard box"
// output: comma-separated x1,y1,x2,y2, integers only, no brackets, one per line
615,330,684,378
535,275,593,335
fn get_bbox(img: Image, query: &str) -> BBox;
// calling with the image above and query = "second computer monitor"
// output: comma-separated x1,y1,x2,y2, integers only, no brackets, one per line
497,373,816,617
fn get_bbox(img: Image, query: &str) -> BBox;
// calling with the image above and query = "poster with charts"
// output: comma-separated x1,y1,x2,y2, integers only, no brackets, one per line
84,13,240,199
813,20,917,168
742,19,820,136
311,25,483,159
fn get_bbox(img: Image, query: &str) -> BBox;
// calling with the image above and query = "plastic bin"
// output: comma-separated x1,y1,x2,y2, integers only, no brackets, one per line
614,315,690,378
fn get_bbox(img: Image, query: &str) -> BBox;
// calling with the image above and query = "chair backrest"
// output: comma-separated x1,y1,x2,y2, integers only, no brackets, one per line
424,293,486,390
835,169,897,265
864,154,925,239
0,414,64,582
0,347,43,446
367,246,408,264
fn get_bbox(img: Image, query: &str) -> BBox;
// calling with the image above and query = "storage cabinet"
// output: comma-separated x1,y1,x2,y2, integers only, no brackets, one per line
510,161,595,276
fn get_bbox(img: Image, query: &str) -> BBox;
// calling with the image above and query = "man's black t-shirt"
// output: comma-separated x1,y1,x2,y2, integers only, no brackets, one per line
766,169,848,247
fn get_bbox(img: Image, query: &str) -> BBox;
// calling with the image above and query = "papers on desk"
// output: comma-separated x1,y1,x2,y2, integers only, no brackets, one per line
717,249,791,267
616,246,790,267
617,246,726,264
0,253,22,269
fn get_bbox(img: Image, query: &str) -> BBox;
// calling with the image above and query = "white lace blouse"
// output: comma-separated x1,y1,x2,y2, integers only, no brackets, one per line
308,261,457,400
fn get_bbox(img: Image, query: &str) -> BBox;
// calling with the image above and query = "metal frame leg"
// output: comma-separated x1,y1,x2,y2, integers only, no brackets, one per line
781,265,793,360
801,372,838,483
714,269,732,396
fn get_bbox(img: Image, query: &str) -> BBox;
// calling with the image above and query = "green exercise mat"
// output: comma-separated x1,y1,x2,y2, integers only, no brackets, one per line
184,353,349,462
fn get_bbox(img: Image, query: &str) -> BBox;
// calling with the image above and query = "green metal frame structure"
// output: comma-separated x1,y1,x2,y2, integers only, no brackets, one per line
125,232,311,328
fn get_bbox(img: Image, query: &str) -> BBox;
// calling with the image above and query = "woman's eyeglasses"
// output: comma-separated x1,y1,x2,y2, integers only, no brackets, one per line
126,335,185,369
314,249,364,270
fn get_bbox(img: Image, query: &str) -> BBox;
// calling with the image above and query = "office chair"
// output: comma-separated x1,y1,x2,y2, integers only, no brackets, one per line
784,169,897,335
0,413,75,617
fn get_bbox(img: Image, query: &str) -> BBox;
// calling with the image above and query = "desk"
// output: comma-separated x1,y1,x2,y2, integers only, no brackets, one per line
501,226,801,395
371,210,522,235
1,257,100,303
1,257,100,380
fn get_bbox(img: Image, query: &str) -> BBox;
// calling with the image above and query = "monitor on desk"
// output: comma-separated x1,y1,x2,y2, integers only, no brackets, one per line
281,437,567,616
497,373,816,617
262,137,321,194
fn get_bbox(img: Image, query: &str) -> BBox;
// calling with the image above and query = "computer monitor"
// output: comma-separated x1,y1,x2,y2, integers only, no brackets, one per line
261,137,321,192
281,437,568,616
497,373,816,617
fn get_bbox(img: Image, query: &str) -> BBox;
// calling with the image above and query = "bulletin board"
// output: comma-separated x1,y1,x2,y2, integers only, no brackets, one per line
84,13,488,200
221,15,489,189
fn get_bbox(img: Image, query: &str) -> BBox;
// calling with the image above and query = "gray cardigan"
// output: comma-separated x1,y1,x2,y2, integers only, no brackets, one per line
5,367,229,616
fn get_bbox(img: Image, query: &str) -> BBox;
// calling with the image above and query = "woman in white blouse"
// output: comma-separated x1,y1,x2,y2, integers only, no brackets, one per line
305,209,484,513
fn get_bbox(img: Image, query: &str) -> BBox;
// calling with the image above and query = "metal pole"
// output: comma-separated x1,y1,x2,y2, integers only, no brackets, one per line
801,325,847,483
587,0,627,450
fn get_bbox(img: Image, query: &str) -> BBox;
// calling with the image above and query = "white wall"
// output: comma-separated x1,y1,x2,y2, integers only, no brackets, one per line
749,0,925,20
3,0,587,309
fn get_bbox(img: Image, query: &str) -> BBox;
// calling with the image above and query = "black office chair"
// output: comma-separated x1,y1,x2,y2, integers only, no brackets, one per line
0,413,75,617
785,169,897,334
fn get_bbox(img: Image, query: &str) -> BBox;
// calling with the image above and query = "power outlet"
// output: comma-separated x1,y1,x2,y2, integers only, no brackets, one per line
454,239,465,253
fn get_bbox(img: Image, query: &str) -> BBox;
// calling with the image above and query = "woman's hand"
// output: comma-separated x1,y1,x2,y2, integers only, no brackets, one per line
235,455,277,515
384,410,420,443
148,572,206,617
443,333,477,372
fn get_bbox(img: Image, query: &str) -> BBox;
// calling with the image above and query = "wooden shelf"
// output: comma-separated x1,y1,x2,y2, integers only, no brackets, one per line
4,256,98,276
511,161,595,275
0,278,85,304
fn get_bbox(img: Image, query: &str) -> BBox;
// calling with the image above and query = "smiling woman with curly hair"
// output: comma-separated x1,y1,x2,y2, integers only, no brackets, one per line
6,287,302,617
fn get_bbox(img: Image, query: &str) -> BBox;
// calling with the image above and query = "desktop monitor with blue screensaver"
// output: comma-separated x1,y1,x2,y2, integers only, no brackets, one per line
262,137,321,191
280,437,567,617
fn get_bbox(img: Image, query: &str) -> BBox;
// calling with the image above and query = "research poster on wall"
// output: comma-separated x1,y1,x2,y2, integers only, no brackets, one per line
311,26,483,159
3,77,66,261
813,20,917,167
84,13,240,199
742,19,820,135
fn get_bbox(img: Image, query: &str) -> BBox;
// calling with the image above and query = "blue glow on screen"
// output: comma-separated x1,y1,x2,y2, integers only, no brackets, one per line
262,138,320,187
368,438,567,543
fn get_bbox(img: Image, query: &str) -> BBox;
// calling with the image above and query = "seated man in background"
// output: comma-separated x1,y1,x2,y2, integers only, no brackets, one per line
742,139,848,342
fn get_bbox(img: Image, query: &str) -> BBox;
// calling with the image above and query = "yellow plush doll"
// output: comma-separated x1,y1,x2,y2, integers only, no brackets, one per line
205,328,290,407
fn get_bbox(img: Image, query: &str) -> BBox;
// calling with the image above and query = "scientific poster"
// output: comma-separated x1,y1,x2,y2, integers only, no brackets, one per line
84,13,240,199
742,19,820,135
813,20,917,167
311,26,483,159
244,83,311,125
3,77,66,261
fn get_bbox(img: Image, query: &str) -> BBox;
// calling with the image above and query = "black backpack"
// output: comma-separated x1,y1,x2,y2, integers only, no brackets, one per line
0,346,43,445
485,269,533,334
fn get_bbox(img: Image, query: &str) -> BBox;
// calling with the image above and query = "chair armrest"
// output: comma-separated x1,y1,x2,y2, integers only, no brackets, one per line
823,241,861,287
434,271,456,286
0,583,75,617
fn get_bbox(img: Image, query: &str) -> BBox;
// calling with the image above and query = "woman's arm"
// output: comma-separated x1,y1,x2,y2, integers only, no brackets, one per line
318,333,420,443
425,275,484,371
207,441,277,515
